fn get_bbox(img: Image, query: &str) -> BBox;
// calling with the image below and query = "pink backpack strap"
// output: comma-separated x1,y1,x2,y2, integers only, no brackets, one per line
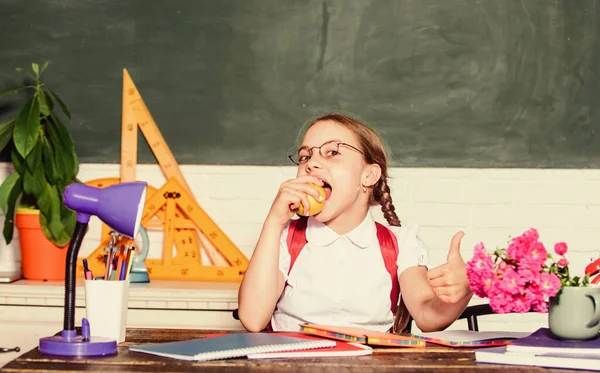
375,222,400,313
286,217,308,275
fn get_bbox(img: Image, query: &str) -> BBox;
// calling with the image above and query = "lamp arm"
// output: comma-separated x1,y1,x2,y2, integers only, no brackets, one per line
63,221,89,331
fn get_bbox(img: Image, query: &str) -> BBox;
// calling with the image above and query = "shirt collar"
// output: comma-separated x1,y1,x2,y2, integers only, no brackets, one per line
305,212,377,249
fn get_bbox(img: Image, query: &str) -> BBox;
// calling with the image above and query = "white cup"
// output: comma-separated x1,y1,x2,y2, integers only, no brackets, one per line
84,279,130,343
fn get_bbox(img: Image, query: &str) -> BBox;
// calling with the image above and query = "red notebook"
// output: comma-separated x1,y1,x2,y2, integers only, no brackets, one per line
246,332,373,359
299,323,425,348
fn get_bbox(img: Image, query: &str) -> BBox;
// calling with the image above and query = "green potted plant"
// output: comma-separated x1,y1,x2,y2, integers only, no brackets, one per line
0,61,79,280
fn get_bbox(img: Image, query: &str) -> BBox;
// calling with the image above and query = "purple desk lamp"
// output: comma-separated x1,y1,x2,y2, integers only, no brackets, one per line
38,181,147,357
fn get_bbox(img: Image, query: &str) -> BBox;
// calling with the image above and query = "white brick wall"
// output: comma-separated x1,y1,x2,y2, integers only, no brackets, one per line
2,163,600,333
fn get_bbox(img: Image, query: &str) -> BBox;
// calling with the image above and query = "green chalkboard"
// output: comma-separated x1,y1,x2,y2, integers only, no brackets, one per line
1,0,599,167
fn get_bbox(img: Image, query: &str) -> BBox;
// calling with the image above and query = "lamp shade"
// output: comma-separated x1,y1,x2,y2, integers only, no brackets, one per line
63,181,147,238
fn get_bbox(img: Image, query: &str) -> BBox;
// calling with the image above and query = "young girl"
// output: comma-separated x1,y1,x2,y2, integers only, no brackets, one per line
238,113,472,333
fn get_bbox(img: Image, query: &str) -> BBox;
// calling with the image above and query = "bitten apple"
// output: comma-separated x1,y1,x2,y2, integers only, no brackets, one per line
296,183,326,216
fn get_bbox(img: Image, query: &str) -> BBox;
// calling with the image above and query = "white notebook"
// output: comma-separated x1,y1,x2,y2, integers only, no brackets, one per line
475,346,600,371
129,333,336,362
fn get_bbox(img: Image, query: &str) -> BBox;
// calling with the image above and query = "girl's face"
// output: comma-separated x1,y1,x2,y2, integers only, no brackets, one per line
296,120,370,230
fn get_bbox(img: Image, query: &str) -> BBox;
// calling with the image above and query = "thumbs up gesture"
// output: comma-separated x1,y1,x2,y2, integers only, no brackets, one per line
426,231,472,304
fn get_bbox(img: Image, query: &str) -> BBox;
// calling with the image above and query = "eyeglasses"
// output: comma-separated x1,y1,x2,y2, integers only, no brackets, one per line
288,140,364,165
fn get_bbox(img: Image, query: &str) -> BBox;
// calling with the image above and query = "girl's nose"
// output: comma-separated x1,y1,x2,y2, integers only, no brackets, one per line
305,155,323,172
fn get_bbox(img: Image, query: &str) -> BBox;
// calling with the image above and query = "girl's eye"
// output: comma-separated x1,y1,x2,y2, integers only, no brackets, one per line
325,150,339,157
298,155,310,163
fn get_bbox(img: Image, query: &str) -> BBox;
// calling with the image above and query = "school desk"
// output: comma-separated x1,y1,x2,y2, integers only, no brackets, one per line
0,328,587,373
0,279,244,368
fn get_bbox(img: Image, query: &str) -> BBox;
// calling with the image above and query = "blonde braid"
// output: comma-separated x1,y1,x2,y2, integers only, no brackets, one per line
375,178,401,227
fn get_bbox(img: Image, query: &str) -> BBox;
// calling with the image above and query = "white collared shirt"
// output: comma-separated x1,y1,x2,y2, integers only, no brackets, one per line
271,212,429,332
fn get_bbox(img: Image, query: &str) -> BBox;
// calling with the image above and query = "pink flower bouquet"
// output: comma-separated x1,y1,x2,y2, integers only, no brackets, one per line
466,228,588,314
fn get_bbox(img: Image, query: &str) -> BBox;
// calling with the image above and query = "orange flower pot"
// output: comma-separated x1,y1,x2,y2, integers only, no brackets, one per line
15,208,68,281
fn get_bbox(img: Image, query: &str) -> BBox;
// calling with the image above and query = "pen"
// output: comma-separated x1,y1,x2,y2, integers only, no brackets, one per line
115,246,126,281
125,247,136,280
119,247,131,281
82,259,93,280
119,246,132,281
105,245,116,280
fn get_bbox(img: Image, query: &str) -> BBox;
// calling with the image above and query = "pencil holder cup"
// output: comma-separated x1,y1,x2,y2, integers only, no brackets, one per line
84,279,130,343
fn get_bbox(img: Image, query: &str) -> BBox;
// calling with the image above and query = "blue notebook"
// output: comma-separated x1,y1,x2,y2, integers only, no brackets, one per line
129,333,336,361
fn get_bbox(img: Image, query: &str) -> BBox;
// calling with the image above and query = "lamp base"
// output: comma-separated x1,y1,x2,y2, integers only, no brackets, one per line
128,270,150,283
39,329,117,356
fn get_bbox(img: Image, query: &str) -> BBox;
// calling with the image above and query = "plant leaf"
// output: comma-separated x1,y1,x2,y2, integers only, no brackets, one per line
0,120,15,152
22,163,45,198
0,86,27,97
2,190,21,244
41,184,72,246
44,114,61,144
0,173,23,244
0,173,21,214
57,204,75,246
51,147,68,184
10,148,25,175
584,274,591,286
22,169,34,196
41,137,58,184
62,211,76,243
39,90,53,116
51,137,75,183
40,61,49,75
38,183,67,246
36,182,54,223
48,114,74,150
13,97,40,158
15,67,35,80
39,212,58,244
30,160,46,198
31,63,39,77
72,150,79,178
46,88,71,120
25,137,42,174
47,116,76,182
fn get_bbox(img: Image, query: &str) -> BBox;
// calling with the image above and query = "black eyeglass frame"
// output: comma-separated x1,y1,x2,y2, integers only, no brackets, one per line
288,141,364,165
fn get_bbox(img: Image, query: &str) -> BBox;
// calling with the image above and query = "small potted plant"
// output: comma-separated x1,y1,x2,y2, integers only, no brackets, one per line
0,62,79,281
465,228,598,340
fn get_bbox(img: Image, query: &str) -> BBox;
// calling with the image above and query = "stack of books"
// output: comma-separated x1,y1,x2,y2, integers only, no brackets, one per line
475,328,600,371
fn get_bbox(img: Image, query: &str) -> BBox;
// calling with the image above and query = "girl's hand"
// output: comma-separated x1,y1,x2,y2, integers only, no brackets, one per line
426,231,472,304
266,176,325,226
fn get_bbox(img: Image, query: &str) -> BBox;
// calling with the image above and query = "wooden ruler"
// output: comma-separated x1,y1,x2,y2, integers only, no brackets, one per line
76,70,247,281
141,177,249,281
121,69,229,267
120,69,191,195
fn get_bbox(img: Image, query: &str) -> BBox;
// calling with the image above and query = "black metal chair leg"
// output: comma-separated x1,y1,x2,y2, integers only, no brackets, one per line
467,315,479,331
